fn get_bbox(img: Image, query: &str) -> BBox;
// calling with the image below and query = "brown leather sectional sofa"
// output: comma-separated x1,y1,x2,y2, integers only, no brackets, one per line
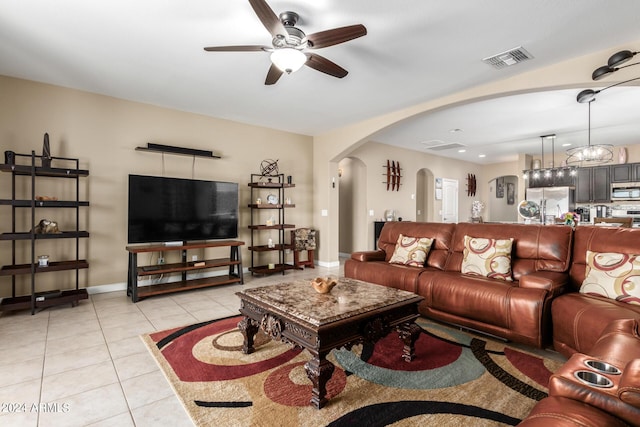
519,318,640,426
345,221,574,348
345,221,640,426
553,226,640,356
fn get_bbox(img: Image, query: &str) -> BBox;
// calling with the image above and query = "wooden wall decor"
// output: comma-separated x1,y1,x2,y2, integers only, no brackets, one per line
383,160,402,191
466,173,476,196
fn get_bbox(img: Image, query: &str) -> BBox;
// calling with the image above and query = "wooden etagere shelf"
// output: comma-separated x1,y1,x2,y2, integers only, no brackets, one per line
247,174,296,276
0,151,89,314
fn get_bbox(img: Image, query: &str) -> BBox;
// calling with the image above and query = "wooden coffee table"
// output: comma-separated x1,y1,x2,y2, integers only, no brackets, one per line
236,277,424,409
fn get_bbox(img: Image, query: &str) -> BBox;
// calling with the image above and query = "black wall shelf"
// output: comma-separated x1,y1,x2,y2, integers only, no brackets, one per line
135,143,221,159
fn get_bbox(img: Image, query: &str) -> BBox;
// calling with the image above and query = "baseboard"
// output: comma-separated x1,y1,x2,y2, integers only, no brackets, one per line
86,267,251,295
86,282,127,295
317,260,340,268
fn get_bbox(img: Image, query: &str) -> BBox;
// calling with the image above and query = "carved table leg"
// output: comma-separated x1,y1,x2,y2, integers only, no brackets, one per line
238,317,259,354
397,321,422,362
304,354,335,409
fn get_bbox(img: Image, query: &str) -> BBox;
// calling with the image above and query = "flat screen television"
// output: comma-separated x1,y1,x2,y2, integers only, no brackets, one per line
128,174,239,244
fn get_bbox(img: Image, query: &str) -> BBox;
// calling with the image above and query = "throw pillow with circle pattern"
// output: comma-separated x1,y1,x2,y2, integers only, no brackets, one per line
388,234,434,267
580,251,640,305
461,235,514,281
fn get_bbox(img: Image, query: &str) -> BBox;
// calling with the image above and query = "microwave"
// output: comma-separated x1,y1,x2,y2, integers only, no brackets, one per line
611,182,640,201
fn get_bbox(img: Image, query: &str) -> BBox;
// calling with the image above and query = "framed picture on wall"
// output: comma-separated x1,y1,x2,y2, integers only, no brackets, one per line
496,177,505,198
507,182,515,205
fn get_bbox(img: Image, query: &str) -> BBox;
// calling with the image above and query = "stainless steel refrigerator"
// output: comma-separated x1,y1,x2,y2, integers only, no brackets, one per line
525,187,575,224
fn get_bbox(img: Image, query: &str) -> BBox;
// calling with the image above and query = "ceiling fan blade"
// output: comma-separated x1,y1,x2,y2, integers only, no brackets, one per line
204,45,270,52
307,24,367,49
248,0,288,39
305,54,348,78
265,64,284,85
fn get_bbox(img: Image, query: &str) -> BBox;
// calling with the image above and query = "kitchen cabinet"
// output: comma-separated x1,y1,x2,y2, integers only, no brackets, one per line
575,166,610,203
609,162,640,183
610,164,633,183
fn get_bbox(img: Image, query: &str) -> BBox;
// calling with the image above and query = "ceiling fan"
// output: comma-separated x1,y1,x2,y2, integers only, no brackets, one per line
204,0,367,85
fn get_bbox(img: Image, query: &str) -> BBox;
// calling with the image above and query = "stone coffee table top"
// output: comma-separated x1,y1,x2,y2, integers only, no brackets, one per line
237,277,421,327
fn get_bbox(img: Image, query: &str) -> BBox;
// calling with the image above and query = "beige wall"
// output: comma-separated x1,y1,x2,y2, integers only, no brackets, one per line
312,39,640,264
341,141,485,249
337,157,368,254
0,76,313,297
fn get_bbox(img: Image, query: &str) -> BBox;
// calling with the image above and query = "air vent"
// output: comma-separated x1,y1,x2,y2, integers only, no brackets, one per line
424,142,466,151
482,46,534,69
420,139,445,148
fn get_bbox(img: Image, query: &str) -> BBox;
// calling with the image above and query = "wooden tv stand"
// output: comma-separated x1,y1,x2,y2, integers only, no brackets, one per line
126,240,244,302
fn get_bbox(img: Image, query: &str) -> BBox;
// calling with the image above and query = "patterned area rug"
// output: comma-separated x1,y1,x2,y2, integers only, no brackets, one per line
141,316,564,426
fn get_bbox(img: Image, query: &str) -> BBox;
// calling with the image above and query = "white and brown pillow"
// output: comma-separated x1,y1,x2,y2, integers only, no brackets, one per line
388,234,433,267
580,251,640,305
461,235,513,281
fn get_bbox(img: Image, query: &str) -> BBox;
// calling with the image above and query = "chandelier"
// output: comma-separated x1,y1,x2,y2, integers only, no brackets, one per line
566,98,613,166
523,134,577,180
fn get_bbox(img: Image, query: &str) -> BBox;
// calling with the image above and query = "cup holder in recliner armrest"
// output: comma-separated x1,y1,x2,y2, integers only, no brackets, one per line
585,359,622,375
574,370,614,388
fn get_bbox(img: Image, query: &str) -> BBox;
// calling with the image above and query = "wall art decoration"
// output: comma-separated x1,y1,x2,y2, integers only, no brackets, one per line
383,160,402,191
496,177,504,198
466,174,476,197
507,182,515,205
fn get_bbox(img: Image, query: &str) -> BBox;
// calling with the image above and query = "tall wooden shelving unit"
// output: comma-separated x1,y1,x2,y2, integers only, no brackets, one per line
247,174,296,275
0,151,89,314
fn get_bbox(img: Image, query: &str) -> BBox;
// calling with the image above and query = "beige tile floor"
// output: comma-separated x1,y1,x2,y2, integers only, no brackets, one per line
0,262,342,427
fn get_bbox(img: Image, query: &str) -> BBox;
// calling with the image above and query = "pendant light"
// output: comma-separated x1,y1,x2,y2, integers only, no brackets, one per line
522,134,576,180
566,100,613,166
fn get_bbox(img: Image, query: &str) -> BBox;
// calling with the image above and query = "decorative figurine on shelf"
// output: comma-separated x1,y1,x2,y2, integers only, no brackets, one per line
563,212,579,227
384,209,396,221
259,159,279,182
4,150,15,165
471,200,485,220
32,219,61,234
41,133,52,168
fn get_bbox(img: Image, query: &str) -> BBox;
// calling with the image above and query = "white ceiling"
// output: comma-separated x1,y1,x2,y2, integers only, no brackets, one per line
1,0,640,165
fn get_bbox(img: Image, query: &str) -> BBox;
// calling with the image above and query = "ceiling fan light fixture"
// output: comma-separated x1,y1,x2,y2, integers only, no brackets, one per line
270,48,307,74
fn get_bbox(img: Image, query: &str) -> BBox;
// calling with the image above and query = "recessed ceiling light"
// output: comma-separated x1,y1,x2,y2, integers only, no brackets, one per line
449,128,463,133
478,154,486,158
562,143,572,147
458,149,466,153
